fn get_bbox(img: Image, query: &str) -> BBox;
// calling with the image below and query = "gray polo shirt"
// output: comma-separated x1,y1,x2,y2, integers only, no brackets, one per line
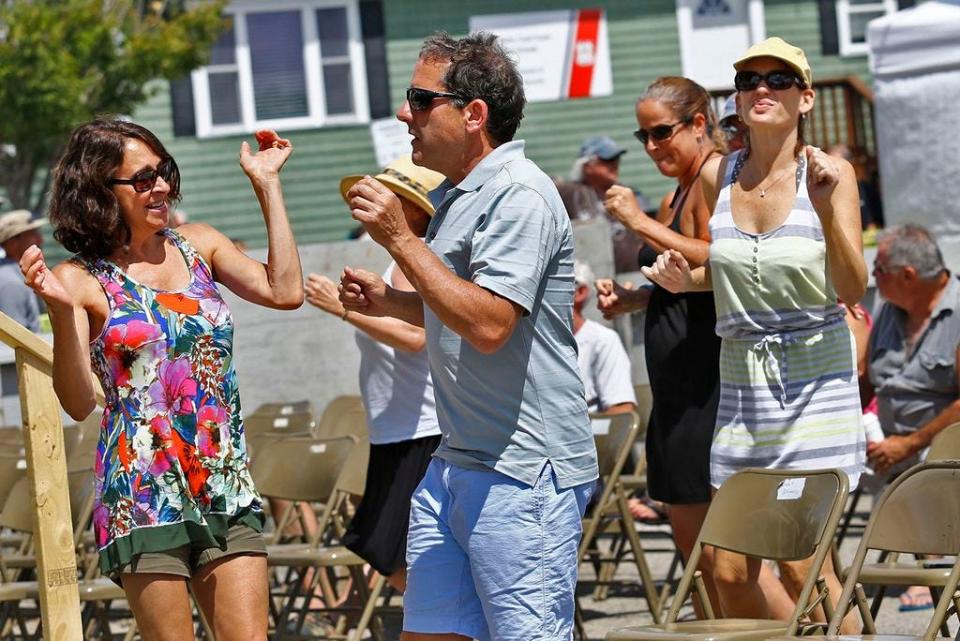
869,274,960,435
424,140,597,489
0,259,39,332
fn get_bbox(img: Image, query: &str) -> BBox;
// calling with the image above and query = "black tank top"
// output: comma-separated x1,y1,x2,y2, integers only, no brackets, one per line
636,151,715,270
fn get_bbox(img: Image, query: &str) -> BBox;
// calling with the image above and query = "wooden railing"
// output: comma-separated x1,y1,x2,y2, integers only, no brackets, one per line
710,75,877,179
0,311,104,639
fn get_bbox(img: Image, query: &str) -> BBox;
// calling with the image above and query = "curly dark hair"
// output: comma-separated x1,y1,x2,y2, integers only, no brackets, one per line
419,31,526,145
49,118,181,259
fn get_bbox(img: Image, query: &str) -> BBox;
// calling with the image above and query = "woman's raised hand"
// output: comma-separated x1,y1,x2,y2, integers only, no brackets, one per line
19,245,74,311
805,145,841,215
604,185,647,231
239,129,293,184
640,249,693,294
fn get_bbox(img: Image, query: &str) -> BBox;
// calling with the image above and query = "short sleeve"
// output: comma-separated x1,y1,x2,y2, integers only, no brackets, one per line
469,184,559,314
592,331,637,410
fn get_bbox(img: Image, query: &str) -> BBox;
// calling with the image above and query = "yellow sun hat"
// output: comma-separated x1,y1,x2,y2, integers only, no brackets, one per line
340,155,445,216
733,37,812,87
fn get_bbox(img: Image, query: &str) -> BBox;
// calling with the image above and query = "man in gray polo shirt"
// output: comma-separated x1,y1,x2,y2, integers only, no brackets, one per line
340,31,597,641
867,224,960,473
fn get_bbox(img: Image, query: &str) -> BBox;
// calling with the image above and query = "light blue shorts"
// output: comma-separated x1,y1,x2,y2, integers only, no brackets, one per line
404,458,592,641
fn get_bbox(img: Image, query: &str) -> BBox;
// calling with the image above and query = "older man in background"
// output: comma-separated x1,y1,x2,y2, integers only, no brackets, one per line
867,224,960,473
0,210,45,331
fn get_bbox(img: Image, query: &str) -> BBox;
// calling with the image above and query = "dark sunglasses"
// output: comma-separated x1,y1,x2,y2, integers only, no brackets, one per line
109,158,175,193
734,70,806,92
406,87,464,112
633,118,691,146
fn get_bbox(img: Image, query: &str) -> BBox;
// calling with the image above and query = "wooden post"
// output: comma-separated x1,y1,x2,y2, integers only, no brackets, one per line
15,349,82,639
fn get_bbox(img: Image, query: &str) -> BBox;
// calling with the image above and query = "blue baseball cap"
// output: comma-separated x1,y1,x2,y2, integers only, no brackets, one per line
579,136,627,161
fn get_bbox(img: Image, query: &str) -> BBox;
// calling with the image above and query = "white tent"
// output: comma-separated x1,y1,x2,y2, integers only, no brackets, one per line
868,0,960,265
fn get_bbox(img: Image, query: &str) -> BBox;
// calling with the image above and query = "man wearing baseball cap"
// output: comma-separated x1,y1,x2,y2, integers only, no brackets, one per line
0,210,45,331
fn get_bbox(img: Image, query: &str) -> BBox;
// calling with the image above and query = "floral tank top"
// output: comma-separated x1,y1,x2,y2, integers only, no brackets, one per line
79,228,263,576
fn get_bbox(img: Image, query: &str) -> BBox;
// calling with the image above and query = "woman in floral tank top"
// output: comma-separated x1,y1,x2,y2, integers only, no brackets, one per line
20,118,303,639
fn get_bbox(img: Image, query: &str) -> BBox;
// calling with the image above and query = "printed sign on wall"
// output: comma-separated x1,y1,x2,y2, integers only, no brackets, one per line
469,9,612,103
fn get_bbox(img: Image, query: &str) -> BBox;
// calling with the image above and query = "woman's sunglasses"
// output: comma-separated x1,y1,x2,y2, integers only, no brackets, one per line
633,118,692,146
406,87,465,112
734,70,806,92
109,158,175,193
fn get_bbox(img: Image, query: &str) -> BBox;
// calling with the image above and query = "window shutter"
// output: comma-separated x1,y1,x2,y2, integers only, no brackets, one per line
169,76,197,138
360,0,391,119
818,0,840,56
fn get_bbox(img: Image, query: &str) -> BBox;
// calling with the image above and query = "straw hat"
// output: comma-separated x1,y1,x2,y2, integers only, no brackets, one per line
733,37,812,87
340,155,445,216
0,210,46,245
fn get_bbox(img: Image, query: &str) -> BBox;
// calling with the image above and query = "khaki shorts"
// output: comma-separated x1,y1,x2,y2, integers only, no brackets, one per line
119,524,266,579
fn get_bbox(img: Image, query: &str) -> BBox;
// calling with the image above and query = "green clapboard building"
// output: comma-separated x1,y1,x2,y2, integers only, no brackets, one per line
129,0,911,251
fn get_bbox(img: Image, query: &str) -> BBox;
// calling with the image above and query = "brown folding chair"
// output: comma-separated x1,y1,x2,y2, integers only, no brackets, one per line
844,437,960,632
252,434,386,640
577,411,661,636
604,467,849,641
311,396,367,440
769,460,960,641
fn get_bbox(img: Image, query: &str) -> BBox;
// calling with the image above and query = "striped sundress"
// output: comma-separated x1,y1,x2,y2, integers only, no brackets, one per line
708,150,865,490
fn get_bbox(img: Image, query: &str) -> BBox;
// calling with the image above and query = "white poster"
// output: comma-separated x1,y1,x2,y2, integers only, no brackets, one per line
676,0,766,90
470,9,612,103
369,117,414,168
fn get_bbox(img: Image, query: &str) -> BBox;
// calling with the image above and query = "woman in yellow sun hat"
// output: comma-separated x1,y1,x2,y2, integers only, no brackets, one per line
304,155,444,593
643,37,866,628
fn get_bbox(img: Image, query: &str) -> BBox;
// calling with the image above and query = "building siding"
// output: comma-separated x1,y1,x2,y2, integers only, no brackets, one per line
119,0,874,256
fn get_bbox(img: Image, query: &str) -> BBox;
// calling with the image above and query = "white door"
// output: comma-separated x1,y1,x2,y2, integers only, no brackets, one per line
676,0,766,90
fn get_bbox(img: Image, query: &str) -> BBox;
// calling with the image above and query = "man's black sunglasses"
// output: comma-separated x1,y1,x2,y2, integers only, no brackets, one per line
406,87,465,112
109,158,175,193
633,118,692,146
734,70,806,92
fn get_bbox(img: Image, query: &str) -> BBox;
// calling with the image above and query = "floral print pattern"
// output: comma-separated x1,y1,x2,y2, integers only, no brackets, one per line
80,229,261,567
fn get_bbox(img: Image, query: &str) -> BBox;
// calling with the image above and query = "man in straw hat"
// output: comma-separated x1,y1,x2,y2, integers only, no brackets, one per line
304,154,444,596
340,31,597,641
0,210,46,331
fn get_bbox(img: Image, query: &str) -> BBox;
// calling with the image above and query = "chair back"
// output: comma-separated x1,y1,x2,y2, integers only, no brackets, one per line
828,461,960,640
243,411,314,437
927,422,960,461
663,467,848,632
863,460,960,556
699,468,847,560
250,435,356,503
312,395,365,438
336,435,370,498
0,468,94,535
249,399,314,418
0,453,25,512
592,412,640,479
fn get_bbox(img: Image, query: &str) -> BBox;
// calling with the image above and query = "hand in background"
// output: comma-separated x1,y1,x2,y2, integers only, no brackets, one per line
305,273,345,317
339,266,391,317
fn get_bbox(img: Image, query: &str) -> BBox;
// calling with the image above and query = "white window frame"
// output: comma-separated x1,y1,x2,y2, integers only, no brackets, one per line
191,0,369,138
835,0,897,57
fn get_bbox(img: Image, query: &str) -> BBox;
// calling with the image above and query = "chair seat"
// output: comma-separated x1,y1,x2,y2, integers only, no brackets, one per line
0,578,124,602
852,563,954,586
769,634,921,641
78,577,126,600
266,544,364,567
605,618,788,641
0,581,36,601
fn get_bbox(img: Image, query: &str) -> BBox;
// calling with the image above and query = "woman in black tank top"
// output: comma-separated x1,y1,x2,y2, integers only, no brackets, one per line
596,76,724,613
